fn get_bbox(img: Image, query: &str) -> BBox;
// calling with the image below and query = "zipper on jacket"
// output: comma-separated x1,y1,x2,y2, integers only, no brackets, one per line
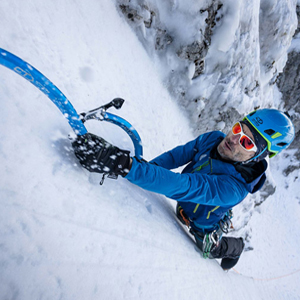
193,205,220,218
193,204,200,213
192,158,212,214
206,206,220,219
192,159,211,173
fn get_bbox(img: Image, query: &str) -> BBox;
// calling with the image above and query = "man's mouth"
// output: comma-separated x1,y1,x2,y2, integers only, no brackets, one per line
225,140,232,151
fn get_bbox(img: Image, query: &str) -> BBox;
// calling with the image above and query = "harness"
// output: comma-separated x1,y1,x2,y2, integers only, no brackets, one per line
178,206,233,258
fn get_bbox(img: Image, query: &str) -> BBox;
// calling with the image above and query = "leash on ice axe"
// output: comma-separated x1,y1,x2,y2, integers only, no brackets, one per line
76,98,144,184
80,98,143,160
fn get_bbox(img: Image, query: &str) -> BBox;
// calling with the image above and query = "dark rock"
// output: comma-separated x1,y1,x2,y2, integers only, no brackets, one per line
177,1,223,79
276,6,300,158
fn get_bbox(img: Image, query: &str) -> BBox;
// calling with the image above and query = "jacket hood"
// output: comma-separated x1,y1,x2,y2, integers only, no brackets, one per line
234,160,268,193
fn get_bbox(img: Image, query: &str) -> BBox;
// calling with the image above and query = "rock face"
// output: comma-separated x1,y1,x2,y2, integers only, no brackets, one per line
277,6,300,162
117,0,299,164
176,2,223,80
117,0,299,180
117,0,297,136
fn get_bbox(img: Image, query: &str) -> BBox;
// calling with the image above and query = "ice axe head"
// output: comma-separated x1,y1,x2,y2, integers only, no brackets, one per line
103,98,125,111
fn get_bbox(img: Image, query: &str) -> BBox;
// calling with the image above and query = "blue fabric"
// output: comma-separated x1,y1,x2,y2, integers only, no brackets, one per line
125,131,266,229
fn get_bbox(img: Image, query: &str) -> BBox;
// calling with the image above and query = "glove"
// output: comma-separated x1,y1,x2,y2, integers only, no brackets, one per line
72,133,131,177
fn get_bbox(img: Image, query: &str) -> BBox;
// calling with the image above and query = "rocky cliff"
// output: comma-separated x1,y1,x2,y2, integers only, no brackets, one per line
277,4,300,166
117,0,297,134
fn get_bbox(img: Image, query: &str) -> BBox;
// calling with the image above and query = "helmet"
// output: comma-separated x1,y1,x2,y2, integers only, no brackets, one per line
244,109,295,158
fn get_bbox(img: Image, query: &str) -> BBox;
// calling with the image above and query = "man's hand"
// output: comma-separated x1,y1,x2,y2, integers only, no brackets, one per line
72,133,132,177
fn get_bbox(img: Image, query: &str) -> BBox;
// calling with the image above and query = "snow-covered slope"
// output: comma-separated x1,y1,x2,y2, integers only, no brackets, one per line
0,1,299,299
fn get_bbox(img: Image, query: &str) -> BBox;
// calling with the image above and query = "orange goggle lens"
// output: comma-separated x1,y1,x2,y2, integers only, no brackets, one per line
232,122,257,152
232,122,242,135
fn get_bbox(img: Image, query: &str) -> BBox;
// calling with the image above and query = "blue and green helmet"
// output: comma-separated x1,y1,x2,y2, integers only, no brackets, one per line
244,109,295,158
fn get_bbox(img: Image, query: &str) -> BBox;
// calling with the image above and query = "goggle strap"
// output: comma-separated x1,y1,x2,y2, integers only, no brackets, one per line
243,146,268,164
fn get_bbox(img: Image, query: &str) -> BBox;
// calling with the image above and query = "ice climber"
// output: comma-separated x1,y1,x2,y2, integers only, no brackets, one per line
72,108,295,270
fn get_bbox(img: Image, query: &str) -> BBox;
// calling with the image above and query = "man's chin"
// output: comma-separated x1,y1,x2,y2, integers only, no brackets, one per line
217,145,232,161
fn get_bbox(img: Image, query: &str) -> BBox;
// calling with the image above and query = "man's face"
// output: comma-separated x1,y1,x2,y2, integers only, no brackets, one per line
217,123,256,162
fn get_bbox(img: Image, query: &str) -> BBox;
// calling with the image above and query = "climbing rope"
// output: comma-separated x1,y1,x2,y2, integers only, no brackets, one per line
232,267,300,281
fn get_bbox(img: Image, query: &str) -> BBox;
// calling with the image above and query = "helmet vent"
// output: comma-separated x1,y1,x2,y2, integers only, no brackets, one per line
264,129,275,136
277,142,287,147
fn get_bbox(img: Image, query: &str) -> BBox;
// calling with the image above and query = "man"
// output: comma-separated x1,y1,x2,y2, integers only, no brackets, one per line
72,108,295,270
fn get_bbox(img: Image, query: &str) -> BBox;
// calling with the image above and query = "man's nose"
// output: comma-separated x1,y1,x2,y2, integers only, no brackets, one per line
230,134,240,144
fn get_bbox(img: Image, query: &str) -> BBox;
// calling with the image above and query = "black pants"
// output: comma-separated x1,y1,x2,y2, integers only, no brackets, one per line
193,233,244,270
176,204,244,270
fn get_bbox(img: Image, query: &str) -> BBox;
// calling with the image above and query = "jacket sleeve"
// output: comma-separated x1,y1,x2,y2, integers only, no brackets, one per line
126,158,248,207
149,137,199,170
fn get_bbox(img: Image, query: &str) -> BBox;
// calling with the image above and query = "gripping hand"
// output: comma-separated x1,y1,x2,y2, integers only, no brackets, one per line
72,133,131,177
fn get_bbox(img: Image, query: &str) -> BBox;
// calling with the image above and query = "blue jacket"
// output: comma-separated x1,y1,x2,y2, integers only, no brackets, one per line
126,131,267,229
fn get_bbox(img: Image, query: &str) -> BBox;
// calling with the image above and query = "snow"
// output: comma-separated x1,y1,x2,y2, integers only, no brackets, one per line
0,0,300,300
211,0,241,53
289,32,300,52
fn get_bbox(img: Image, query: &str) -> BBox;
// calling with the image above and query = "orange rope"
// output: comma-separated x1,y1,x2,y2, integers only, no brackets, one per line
232,267,300,281
179,209,190,227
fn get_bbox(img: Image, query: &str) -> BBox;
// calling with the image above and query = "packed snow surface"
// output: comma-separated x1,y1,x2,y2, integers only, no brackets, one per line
0,0,299,299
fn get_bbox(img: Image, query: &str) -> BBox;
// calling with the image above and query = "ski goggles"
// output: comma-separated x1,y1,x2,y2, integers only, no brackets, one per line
232,122,257,152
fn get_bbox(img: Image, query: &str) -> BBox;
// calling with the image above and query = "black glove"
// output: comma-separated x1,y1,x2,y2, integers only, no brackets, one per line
72,133,131,177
